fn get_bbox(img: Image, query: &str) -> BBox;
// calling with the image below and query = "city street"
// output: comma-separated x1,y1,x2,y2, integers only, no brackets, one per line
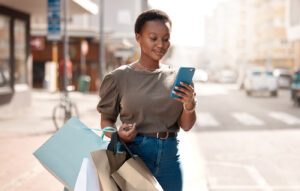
193,83,300,191
0,88,208,191
1,83,300,191
1,0,300,190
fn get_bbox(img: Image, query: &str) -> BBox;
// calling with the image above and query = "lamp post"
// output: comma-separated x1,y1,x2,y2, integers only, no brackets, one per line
63,0,69,93
98,0,105,81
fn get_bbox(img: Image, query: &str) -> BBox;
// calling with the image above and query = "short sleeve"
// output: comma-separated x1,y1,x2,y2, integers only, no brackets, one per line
97,73,120,122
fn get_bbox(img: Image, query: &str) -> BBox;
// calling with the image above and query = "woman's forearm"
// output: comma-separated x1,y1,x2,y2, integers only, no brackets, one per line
179,110,196,131
100,114,116,138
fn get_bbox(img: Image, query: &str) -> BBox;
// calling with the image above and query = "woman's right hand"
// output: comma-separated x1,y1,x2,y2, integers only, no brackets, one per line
117,123,137,143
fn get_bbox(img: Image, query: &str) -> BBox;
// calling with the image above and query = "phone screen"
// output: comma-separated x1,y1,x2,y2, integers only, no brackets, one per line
170,67,195,98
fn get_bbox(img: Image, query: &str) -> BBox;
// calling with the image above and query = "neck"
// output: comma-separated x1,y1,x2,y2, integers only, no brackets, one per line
139,55,160,70
139,62,159,71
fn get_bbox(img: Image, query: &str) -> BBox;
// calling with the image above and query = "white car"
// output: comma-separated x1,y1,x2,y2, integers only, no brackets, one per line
244,68,278,96
218,70,237,83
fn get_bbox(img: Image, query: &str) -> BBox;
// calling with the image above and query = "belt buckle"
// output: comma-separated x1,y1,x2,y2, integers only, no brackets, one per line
156,132,169,140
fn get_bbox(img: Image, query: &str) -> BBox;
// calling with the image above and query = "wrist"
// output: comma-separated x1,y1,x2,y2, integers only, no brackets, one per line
183,99,197,113
101,125,117,138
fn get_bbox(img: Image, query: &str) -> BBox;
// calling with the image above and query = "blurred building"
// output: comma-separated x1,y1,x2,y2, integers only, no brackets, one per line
0,0,148,117
31,0,148,91
286,0,300,70
0,0,96,117
0,5,30,109
204,0,295,75
103,0,148,71
204,0,248,72
251,0,294,69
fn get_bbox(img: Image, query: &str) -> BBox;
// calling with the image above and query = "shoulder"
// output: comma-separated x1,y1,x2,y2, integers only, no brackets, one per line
160,64,176,75
110,65,129,75
104,65,130,80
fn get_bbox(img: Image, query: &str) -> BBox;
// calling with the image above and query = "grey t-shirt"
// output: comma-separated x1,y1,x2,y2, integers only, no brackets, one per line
97,64,183,133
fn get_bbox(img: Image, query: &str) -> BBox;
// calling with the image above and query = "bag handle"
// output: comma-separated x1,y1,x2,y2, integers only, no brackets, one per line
108,132,135,158
82,126,116,140
101,127,117,139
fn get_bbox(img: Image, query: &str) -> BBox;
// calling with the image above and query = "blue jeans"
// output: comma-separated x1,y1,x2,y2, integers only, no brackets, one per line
127,135,182,191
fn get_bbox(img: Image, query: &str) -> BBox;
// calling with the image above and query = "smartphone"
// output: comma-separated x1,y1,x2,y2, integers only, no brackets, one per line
170,67,195,98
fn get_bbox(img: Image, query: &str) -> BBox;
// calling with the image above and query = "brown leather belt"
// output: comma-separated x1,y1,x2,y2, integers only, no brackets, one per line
138,132,177,140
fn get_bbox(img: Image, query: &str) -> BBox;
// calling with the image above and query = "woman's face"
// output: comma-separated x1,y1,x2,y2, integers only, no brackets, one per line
136,20,171,62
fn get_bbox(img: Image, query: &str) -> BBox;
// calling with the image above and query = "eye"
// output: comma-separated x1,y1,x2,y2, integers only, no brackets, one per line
163,38,169,42
150,37,157,41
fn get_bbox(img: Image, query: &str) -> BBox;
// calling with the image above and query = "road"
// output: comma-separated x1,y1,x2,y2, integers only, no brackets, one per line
0,83,300,191
0,89,208,191
190,82,300,191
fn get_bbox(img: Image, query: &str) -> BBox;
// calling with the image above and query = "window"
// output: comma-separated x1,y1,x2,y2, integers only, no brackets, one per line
0,15,11,89
290,0,300,26
14,19,27,84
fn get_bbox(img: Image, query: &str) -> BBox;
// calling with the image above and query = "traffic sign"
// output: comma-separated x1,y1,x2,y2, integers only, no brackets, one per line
47,0,61,40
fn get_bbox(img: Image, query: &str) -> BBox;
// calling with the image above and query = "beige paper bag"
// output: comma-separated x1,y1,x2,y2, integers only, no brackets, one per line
91,150,123,191
111,156,163,191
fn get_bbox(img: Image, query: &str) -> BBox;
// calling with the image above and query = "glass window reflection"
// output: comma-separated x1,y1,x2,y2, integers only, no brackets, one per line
0,15,11,89
14,19,27,84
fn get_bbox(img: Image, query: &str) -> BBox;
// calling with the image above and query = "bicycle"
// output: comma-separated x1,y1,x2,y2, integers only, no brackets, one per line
52,90,79,131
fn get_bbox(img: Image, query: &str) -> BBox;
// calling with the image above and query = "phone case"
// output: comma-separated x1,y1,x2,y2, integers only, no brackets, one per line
170,67,195,98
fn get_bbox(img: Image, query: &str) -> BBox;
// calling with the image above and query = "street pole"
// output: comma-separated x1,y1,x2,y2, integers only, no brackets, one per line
80,39,86,75
98,0,105,81
63,0,69,94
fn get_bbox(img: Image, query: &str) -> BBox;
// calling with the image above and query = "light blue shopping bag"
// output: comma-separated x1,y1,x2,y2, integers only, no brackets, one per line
33,117,115,190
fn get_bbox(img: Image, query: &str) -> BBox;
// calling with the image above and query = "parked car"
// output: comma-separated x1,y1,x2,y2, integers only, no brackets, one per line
217,70,237,83
273,68,292,89
291,70,300,106
244,68,278,96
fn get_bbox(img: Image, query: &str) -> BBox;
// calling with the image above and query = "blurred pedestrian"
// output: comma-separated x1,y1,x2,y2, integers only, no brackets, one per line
58,58,73,91
97,9,197,191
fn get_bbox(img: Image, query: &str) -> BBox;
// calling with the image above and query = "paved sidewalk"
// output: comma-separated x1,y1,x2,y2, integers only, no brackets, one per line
0,89,208,191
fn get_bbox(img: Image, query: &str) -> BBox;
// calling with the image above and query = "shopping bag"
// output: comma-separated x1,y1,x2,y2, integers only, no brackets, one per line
111,156,163,191
90,150,122,191
74,157,100,191
107,133,163,191
33,117,113,190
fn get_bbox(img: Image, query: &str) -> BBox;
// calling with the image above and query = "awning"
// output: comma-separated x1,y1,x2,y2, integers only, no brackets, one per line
0,0,98,16
107,38,135,52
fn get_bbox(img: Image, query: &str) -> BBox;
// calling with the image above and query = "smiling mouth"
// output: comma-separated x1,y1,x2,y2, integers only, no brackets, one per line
154,51,165,56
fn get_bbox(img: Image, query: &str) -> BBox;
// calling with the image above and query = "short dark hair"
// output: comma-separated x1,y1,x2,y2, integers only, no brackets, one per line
134,9,172,34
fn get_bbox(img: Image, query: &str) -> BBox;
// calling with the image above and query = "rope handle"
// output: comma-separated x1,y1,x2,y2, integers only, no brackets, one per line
83,126,116,140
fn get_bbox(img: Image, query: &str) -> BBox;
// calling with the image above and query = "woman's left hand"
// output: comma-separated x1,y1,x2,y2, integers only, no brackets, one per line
172,82,196,110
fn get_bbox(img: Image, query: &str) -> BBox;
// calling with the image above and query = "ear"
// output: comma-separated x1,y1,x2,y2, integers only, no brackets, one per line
135,33,141,43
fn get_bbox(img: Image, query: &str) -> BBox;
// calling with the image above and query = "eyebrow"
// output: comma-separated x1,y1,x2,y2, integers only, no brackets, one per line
148,32,170,37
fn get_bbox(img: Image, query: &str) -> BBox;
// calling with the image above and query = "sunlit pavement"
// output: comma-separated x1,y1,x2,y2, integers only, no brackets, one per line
191,82,300,191
179,132,209,191
0,90,100,191
0,89,208,191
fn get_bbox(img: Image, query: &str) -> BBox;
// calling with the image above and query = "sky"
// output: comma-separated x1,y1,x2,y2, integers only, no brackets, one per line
148,0,223,47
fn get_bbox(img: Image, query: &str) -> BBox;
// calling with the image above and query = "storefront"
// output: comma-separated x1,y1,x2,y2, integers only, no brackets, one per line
31,36,101,91
0,0,99,116
0,5,30,108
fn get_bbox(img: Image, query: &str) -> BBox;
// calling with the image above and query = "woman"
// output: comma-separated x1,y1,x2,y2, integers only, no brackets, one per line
97,9,197,191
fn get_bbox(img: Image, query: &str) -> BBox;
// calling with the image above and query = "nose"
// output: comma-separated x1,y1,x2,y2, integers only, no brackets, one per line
156,39,163,48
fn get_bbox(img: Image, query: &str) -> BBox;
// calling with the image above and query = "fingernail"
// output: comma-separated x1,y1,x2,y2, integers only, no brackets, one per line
175,86,179,89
